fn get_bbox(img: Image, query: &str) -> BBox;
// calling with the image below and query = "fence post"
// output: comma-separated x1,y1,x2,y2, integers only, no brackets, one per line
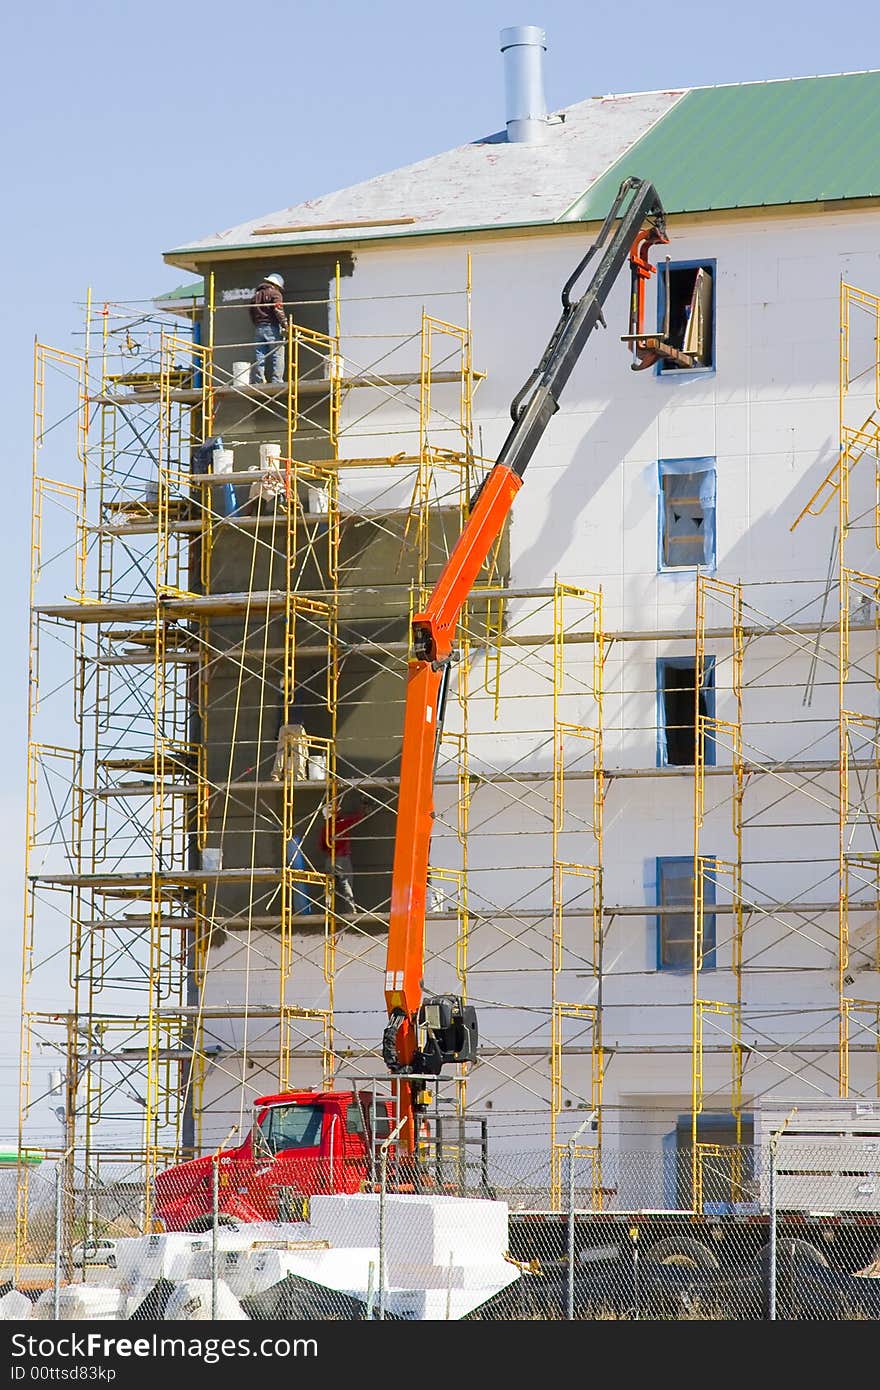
631,1226,640,1320
378,1145,388,1322
378,1115,406,1322
365,1260,376,1320
211,1155,219,1320
768,1130,778,1321
207,1124,239,1321
53,1161,63,1321
566,1139,576,1321
480,1118,490,1194
767,1109,796,1322
566,1111,597,1321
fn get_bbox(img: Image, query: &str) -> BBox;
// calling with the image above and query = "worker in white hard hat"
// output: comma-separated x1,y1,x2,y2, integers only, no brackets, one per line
249,272,289,384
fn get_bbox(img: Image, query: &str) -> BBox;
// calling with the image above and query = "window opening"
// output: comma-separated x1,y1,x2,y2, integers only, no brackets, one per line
658,261,715,371
659,459,716,569
656,856,715,971
658,657,715,767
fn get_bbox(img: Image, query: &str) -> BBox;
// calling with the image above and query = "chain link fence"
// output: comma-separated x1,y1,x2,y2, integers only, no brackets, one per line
1,1142,878,1320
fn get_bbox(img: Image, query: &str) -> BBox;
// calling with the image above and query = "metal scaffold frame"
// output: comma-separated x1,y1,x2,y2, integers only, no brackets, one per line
422,570,606,1184
793,282,880,1098
687,555,878,1203
18,269,491,1238
692,575,745,1208
549,583,603,1207
835,286,880,1094
24,259,880,1249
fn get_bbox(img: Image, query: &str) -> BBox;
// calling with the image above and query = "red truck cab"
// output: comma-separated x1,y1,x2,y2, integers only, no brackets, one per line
154,1089,394,1230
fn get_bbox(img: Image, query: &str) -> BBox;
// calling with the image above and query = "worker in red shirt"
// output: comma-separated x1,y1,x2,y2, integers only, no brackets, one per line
319,794,366,915
249,272,288,384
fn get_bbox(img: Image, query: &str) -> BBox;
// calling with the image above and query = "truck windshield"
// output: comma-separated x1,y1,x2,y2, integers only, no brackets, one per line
257,1103,324,1153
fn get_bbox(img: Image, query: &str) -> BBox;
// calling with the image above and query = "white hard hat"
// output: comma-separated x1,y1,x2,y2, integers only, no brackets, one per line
265,272,284,288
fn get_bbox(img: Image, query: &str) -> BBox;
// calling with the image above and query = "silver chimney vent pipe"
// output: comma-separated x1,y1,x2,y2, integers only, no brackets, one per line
500,25,548,144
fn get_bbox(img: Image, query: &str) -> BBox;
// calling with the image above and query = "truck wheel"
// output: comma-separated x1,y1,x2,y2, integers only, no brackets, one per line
855,1246,880,1275
643,1236,720,1269
759,1238,828,1268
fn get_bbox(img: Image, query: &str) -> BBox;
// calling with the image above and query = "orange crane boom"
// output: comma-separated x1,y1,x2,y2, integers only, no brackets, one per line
381,176,675,1151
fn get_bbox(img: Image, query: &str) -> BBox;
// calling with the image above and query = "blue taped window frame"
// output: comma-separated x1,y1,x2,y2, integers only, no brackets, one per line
655,258,717,377
655,854,716,972
656,656,716,768
658,457,717,572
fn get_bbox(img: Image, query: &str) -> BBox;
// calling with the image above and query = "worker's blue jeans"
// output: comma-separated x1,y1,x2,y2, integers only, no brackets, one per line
252,323,285,384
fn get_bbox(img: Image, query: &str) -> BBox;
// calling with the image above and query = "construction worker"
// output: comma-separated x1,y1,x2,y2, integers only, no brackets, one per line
319,794,366,915
250,272,288,384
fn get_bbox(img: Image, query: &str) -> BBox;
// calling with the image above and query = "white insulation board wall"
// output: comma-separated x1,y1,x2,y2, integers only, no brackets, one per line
200,206,880,1144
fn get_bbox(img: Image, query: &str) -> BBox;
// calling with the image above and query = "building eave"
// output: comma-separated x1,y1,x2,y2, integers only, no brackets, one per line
163,194,880,274
163,215,590,272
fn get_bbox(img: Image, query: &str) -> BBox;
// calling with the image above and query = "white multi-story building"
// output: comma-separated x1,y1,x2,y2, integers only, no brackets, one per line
157,49,880,1166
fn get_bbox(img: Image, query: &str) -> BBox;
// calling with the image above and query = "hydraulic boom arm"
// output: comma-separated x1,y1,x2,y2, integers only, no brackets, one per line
382,177,670,1150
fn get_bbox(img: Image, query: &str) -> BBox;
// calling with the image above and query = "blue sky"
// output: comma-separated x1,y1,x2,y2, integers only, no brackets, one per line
0,0,875,1136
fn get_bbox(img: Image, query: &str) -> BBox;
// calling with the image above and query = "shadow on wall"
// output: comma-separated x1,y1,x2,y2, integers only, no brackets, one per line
513,393,841,608
512,393,662,588
719,433,839,596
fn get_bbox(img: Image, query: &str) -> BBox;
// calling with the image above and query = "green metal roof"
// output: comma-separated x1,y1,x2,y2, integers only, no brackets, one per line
156,279,204,302
563,73,880,221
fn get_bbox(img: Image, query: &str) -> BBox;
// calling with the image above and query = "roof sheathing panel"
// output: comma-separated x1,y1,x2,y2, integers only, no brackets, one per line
164,90,684,263
566,72,880,219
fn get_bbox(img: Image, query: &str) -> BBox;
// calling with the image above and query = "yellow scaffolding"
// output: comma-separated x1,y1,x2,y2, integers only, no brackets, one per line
795,283,880,1096
550,582,604,1207
692,576,745,1206
19,272,485,1231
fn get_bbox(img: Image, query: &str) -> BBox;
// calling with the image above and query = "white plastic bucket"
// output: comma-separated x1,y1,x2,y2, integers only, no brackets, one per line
307,754,327,782
232,361,251,388
259,442,282,468
308,484,329,514
201,847,222,871
324,352,344,381
212,448,235,474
